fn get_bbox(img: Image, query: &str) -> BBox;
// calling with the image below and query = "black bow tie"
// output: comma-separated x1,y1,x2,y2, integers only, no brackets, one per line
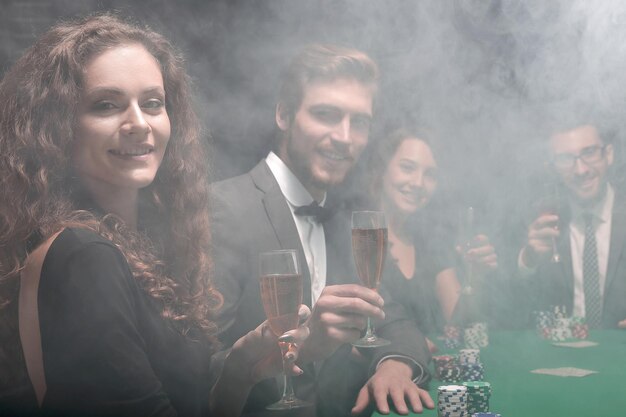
294,202,333,223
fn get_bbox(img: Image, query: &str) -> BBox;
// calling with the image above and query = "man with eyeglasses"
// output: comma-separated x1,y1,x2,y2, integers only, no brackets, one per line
518,123,626,329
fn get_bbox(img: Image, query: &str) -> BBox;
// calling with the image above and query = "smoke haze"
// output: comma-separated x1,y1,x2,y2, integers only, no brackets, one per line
2,0,626,339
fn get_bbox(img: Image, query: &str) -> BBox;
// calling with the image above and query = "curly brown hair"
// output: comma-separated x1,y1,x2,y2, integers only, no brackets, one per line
0,12,221,383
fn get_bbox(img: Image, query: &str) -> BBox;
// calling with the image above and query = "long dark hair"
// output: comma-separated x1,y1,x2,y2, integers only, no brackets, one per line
0,13,221,390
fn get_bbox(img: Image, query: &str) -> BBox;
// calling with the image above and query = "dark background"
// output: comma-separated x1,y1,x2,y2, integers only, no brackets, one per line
3,0,626,232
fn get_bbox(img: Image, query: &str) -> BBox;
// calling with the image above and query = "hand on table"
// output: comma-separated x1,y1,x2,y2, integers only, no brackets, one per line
351,359,434,415
522,214,560,268
298,284,385,364
618,319,626,329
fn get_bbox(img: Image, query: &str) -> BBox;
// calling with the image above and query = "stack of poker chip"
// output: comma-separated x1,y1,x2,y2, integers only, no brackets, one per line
433,355,463,384
534,305,586,341
459,349,480,365
444,325,462,349
461,363,484,381
462,381,491,414
433,355,458,379
550,317,572,341
553,305,567,319
532,310,554,335
463,322,489,348
459,349,484,381
438,385,468,417
471,413,501,417
570,316,589,339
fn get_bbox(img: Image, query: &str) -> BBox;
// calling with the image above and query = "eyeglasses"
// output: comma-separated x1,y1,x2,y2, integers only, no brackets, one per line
551,145,607,170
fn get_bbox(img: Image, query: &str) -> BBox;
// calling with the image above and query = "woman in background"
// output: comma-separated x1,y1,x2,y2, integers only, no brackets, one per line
364,128,497,347
0,13,307,416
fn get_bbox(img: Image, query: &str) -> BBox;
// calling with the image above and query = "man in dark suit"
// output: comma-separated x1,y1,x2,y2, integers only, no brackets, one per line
518,123,626,329
210,44,433,416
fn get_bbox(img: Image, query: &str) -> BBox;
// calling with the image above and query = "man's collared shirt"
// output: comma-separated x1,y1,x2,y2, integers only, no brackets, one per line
266,151,327,305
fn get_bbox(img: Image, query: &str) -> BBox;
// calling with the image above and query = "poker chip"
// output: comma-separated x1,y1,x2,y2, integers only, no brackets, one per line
464,322,489,348
433,355,458,379
549,326,571,341
553,305,567,319
463,381,491,414
459,349,480,364
444,338,463,349
433,355,458,367
461,363,484,381
439,364,463,383
554,317,572,330
444,325,462,349
444,325,461,339
471,413,501,417
571,323,589,339
438,385,468,417
570,316,589,339
533,310,553,337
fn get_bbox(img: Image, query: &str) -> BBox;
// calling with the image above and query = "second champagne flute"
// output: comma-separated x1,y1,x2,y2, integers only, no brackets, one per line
351,211,390,348
259,249,311,410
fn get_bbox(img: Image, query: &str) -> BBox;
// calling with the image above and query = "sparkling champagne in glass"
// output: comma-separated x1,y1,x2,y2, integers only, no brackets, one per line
351,211,390,348
259,250,311,410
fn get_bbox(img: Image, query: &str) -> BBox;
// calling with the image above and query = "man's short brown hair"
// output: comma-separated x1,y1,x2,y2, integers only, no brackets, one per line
277,43,379,120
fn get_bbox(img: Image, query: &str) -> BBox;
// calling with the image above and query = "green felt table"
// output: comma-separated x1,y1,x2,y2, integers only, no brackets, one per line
373,330,626,417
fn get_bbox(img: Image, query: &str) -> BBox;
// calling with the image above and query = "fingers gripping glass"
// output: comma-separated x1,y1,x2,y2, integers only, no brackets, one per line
552,145,606,170
259,250,311,410
351,211,391,347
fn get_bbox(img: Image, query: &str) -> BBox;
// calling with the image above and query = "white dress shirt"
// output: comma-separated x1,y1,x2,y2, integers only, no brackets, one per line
266,152,327,305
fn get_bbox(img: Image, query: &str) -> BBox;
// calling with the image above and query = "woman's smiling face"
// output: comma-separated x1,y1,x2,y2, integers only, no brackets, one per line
72,43,171,199
382,138,439,215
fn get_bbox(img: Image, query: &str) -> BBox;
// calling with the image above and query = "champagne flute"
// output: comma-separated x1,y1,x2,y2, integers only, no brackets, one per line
259,249,311,410
351,211,390,348
458,206,475,295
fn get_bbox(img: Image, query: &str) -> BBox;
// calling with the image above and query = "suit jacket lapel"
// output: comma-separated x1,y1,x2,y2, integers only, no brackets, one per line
606,191,626,293
250,161,313,306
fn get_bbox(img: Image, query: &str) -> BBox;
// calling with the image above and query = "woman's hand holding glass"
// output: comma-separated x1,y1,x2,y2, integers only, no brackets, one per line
211,305,310,417
456,234,498,279
226,305,311,385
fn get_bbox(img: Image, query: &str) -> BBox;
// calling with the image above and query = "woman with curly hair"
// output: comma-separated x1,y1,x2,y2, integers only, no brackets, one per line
363,128,497,349
0,13,307,416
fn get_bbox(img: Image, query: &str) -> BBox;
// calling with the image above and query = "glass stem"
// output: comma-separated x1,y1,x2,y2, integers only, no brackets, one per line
279,342,297,402
364,317,375,341
551,237,560,262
